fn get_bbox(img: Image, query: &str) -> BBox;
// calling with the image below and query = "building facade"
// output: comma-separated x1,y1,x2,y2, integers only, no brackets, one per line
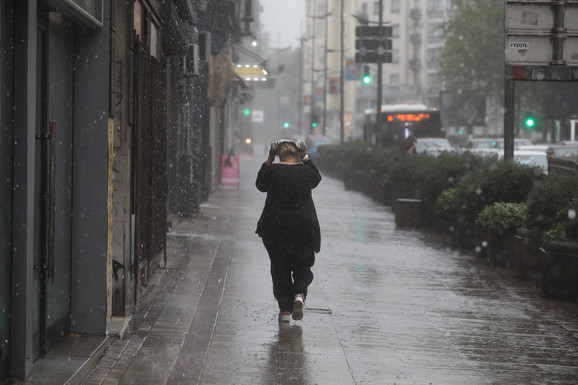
0,0,256,382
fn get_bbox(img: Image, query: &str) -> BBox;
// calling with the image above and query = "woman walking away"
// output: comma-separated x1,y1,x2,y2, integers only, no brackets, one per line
256,140,322,322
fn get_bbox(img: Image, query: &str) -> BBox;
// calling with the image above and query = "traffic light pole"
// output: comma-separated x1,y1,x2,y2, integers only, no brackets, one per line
504,74,515,162
375,0,383,142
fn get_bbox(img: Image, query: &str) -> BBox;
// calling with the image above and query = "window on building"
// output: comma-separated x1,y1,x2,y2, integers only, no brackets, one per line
392,24,400,38
390,73,400,86
392,48,401,63
427,47,439,65
391,0,401,12
428,22,443,39
150,22,158,59
427,73,439,88
361,2,368,14
428,0,443,11
374,1,380,15
317,0,325,14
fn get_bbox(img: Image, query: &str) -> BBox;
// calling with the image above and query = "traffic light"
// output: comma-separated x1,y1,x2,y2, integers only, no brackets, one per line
283,122,290,128
311,113,319,129
522,112,537,130
355,26,393,63
242,108,251,117
362,65,371,85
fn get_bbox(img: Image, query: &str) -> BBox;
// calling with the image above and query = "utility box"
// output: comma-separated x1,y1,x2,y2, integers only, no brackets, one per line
395,198,423,226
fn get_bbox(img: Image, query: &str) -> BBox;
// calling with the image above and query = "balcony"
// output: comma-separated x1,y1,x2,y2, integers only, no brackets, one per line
409,58,422,71
410,33,422,45
410,8,422,22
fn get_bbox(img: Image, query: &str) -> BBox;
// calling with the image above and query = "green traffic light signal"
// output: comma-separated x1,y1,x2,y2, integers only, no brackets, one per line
242,108,251,117
283,122,290,128
362,65,371,85
312,122,317,128
525,117,535,128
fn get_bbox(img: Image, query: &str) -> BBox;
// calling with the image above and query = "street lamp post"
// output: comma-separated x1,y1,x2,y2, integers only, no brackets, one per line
307,4,332,134
340,0,345,144
308,6,317,133
323,0,329,135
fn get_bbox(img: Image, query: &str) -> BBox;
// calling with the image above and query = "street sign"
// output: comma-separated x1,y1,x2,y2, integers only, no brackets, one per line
506,35,578,65
355,26,392,38
355,51,393,64
504,2,554,32
355,38,392,51
504,0,578,66
251,110,264,123
355,26,393,63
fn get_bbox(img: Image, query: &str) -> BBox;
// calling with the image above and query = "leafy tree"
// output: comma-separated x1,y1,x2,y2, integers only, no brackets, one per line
438,0,505,101
438,0,544,133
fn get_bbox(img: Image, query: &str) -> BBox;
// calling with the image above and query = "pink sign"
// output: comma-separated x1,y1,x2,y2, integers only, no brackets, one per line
221,155,239,188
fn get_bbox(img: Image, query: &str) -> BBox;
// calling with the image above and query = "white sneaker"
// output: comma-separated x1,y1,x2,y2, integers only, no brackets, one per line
292,296,304,320
279,312,291,322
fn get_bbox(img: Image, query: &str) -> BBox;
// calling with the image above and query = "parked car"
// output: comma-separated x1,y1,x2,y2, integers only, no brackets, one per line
306,135,333,160
494,138,534,149
466,138,497,150
548,144,578,158
415,137,453,156
514,150,548,174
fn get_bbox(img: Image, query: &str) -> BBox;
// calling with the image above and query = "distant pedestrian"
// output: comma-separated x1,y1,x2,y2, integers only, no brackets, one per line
394,134,417,164
256,140,322,322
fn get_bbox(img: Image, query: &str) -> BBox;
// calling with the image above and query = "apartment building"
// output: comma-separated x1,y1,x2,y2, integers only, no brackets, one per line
302,0,454,140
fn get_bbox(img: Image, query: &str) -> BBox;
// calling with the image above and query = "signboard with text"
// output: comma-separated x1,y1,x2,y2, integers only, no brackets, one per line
505,0,578,66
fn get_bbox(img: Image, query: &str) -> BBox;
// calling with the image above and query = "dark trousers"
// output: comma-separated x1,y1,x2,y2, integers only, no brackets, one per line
262,236,315,312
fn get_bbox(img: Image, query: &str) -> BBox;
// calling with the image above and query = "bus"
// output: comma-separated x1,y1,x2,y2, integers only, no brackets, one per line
363,104,444,147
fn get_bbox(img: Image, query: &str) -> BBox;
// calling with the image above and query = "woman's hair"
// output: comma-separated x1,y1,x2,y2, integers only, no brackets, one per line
278,142,300,160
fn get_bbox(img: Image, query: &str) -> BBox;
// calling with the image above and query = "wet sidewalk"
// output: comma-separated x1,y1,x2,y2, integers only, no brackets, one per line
80,148,578,385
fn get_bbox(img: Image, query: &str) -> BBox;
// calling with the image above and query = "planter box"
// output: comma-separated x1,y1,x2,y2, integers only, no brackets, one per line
484,229,516,268
509,229,543,282
539,241,578,302
395,199,423,226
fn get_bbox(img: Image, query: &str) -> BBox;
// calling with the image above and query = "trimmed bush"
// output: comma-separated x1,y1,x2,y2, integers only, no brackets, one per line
454,160,542,226
476,202,528,235
526,175,578,232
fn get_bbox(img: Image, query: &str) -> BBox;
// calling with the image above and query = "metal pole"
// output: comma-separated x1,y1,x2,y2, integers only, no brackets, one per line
375,0,383,143
339,0,345,144
323,0,329,135
309,4,317,133
553,0,565,65
504,69,515,162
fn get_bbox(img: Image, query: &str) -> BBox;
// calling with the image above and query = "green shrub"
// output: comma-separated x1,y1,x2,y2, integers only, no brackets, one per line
475,202,528,235
539,193,578,243
526,175,578,232
454,160,542,225
435,188,460,224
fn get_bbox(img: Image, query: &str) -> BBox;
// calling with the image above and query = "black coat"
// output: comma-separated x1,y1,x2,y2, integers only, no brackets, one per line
255,161,321,253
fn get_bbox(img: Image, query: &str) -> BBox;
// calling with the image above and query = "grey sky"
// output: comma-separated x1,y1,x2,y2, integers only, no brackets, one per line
259,0,305,48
